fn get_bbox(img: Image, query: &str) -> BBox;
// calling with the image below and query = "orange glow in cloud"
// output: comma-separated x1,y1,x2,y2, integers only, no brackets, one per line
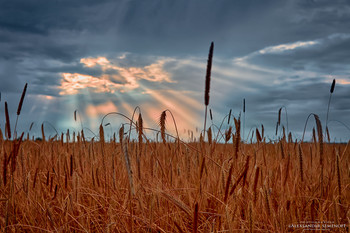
61,56,200,139
59,56,174,95
337,79,350,85
59,73,125,95
80,57,110,67
86,101,118,118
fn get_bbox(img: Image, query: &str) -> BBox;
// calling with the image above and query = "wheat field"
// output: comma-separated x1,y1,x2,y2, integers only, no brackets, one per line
0,129,349,232
1,43,349,232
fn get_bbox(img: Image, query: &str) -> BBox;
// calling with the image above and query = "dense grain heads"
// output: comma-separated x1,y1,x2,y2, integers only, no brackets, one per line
204,42,214,106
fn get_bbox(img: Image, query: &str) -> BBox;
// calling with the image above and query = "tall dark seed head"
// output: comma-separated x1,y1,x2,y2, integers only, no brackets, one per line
17,83,27,116
160,111,167,144
138,113,143,143
278,107,282,126
243,99,245,113
330,79,336,93
228,109,232,124
5,102,11,139
256,128,262,142
99,124,104,143
119,125,124,144
204,42,214,106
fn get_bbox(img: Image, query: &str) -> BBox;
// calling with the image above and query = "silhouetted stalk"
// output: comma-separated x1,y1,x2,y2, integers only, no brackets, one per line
14,83,27,138
203,42,214,141
243,98,245,142
326,79,335,133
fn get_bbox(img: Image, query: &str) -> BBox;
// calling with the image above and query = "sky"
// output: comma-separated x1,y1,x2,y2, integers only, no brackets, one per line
0,0,350,142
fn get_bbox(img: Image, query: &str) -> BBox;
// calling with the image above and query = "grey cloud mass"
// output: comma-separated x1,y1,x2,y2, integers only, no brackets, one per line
0,0,349,141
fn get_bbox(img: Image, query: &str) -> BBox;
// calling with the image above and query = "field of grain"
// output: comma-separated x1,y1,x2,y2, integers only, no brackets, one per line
0,123,349,232
1,43,349,232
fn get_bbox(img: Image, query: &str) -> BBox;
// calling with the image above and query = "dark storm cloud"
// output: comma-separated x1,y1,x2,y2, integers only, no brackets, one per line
246,33,350,73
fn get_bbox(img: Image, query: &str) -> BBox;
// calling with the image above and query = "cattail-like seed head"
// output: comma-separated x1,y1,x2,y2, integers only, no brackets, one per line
330,79,336,93
41,123,45,142
99,124,104,143
278,107,282,126
138,113,143,139
207,127,212,145
243,99,246,113
119,125,124,144
314,114,323,160
256,128,262,143
160,111,166,144
234,117,241,159
29,122,34,131
204,42,214,106
5,102,11,139
17,83,27,116
209,109,213,121
74,110,77,121
228,109,232,124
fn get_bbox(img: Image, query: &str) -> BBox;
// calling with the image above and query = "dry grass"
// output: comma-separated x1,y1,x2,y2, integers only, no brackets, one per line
0,118,349,232
3,137,349,232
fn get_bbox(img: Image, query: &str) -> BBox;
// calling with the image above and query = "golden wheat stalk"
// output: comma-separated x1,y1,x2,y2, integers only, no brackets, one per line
122,138,134,196
336,152,341,197
224,163,234,203
298,144,304,182
229,156,250,195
